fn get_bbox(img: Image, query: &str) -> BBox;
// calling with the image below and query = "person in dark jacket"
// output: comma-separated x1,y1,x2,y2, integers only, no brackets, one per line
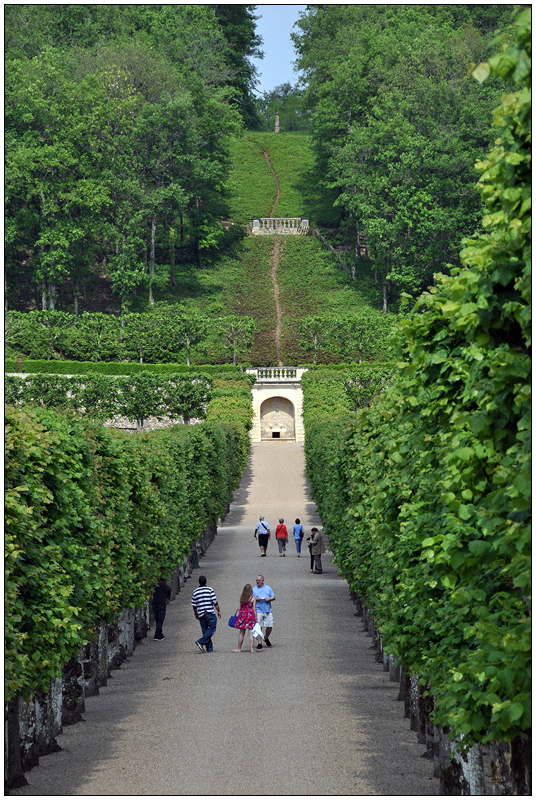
152,579,171,640
310,528,326,574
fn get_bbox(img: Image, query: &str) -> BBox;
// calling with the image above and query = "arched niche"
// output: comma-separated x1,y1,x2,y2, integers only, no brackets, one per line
260,396,295,440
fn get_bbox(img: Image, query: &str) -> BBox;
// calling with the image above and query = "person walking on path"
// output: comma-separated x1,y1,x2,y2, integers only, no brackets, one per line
252,575,275,649
232,584,258,653
311,527,325,574
191,575,221,652
275,518,288,556
293,518,304,557
151,579,171,640
254,516,271,557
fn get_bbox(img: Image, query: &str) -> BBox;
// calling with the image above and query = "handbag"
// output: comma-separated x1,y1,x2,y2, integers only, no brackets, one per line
228,609,239,628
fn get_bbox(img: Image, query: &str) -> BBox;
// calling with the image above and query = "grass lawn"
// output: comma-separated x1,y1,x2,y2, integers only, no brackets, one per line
226,132,316,223
277,237,388,364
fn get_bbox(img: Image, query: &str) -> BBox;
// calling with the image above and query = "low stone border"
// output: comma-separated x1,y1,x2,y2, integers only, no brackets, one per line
351,592,531,796
5,524,217,793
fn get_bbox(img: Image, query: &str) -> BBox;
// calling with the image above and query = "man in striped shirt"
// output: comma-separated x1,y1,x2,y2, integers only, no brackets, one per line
191,575,221,652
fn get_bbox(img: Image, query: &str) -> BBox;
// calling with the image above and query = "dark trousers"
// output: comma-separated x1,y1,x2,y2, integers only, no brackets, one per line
152,604,166,638
198,613,217,652
308,544,314,570
313,554,323,573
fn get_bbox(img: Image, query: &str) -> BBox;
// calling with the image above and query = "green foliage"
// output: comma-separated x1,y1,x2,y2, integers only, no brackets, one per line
5,358,239,376
301,11,531,749
255,82,312,133
292,4,515,307
278,237,399,364
5,368,252,700
5,6,248,310
5,373,212,428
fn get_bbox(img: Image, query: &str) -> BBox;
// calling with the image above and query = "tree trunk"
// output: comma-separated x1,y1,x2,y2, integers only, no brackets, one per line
438,728,486,795
139,345,143,365
382,279,388,313
489,735,531,795
169,211,176,287
149,208,157,306
42,280,48,310
48,283,56,310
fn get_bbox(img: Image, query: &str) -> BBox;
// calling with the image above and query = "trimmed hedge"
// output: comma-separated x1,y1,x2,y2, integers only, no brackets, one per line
5,373,253,701
5,358,239,376
301,16,531,748
5,373,212,428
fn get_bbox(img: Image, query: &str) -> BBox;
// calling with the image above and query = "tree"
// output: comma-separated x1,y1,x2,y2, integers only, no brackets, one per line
299,316,335,363
216,315,256,366
171,313,211,367
123,313,164,364
256,82,311,132
161,376,211,424
212,4,264,128
21,310,74,360
116,373,164,431
292,5,515,307
67,313,121,363
335,311,397,363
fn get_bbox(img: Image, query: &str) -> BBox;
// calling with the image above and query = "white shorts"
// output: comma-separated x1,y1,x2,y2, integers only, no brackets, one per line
257,610,273,628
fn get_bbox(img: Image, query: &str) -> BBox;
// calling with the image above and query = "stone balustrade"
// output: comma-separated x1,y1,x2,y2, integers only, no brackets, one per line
251,218,309,235
246,366,309,382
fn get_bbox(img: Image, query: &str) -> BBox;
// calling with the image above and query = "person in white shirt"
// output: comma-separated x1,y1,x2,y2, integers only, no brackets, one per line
254,516,271,557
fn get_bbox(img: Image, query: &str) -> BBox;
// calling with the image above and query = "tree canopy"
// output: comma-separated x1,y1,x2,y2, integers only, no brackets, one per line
292,4,520,308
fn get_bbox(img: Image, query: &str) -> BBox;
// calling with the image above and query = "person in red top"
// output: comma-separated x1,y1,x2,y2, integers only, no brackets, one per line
275,518,288,556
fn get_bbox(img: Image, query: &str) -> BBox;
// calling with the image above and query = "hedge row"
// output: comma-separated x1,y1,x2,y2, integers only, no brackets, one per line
5,376,253,702
302,18,531,751
5,373,212,428
301,363,395,415
5,358,239,376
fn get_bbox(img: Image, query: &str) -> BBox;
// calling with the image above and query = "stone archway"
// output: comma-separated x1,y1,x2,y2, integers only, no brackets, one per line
260,396,295,440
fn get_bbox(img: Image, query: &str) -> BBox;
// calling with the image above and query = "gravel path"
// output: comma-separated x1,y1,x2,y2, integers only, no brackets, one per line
12,442,438,796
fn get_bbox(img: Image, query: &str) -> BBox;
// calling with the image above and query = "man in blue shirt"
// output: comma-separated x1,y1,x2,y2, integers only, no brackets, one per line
252,574,275,649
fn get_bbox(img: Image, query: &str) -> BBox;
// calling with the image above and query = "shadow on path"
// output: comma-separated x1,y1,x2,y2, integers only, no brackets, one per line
12,443,438,797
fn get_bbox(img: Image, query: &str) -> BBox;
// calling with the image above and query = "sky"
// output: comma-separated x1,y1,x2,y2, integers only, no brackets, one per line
250,5,307,96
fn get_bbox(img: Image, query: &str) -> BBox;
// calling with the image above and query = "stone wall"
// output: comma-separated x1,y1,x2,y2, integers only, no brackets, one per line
5,524,218,793
350,592,531,796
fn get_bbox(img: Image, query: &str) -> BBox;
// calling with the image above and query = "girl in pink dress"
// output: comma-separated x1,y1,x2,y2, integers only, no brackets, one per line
233,584,258,653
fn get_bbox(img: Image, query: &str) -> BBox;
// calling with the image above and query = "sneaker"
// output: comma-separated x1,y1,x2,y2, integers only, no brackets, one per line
154,635,165,640
261,553,266,557
195,641,205,652
256,643,263,650
264,639,271,647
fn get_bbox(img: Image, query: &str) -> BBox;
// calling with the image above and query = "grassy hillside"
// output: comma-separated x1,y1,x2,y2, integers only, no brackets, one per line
227,132,316,223
8,132,393,367
226,136,275,222
277,237,382,364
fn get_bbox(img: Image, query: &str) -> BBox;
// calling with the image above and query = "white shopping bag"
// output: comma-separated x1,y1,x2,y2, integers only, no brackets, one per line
252,623,265,640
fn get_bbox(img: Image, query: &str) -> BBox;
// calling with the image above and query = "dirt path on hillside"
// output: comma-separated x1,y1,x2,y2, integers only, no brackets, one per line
270,237,284,367
262,149,280,218
263,149,284,366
